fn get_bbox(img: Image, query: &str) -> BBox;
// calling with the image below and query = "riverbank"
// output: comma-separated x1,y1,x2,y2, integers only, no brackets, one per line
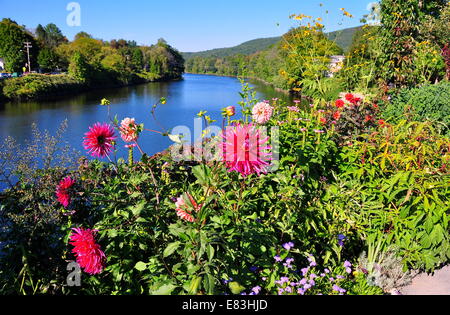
0,73,183,102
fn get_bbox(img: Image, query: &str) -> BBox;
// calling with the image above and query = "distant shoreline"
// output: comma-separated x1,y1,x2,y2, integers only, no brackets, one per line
0,74,183,103
184,72,291,95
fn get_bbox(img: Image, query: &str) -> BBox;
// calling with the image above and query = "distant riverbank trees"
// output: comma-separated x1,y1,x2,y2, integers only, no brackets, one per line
0,19,184,101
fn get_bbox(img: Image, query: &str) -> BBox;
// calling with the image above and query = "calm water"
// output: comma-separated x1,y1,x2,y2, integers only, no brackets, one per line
0,73,293,166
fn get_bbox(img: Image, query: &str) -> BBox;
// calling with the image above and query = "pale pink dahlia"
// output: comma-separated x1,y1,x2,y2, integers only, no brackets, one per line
252,102,273,124
56,176,75,208
120,117,139,143
221,123,272,177
175,194,202,223
69,228,106,275
83,123,116,158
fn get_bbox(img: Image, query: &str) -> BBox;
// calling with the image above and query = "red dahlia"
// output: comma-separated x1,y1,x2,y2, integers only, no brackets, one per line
69,228,106,275
56,176,75,208
83,123,117,158
335,99,345,108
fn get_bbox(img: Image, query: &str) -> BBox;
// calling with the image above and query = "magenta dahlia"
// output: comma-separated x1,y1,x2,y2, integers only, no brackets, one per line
69,228,106,275
83,123,116,158
56,176,75,208
221,123,272,177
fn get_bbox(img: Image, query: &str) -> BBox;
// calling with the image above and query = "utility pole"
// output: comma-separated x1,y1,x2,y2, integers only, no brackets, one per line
24,42,32,73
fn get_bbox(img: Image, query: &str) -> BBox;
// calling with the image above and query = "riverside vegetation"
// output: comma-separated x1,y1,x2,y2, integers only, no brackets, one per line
0,19,184,101
0,1,449,295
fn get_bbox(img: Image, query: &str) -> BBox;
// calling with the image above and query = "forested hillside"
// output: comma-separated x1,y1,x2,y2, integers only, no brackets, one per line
183,26,361,61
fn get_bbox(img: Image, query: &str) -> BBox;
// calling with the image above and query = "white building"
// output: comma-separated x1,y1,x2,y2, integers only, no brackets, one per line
327,55,346,78
0,58,4,71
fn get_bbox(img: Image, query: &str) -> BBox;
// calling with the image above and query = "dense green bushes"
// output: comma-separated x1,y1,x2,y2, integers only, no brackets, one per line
2,74,85,100
324,121,450,272
383,81,450,135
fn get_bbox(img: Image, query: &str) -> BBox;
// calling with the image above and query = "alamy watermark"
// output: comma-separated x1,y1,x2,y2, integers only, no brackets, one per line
168,119,280,173
66,261,82,287
67,2,81,27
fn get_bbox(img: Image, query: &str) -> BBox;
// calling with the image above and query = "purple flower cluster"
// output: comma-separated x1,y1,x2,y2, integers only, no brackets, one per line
283,258,295,269
283,242,295,251
338,234,347,247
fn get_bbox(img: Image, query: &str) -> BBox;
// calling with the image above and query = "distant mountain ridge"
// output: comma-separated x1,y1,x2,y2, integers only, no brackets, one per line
182,26,361,60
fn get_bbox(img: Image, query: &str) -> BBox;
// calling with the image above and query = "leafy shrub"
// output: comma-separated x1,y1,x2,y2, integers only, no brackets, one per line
0,121,80,294
321,121,450,271
321,92,382,145
2,74,84,100
383,81,450,135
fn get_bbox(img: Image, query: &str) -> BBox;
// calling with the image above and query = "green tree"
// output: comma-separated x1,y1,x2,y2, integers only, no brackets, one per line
37,48,60,72
131,48,144,72
74,32,92,41
0,18,38,72
68,51,91,83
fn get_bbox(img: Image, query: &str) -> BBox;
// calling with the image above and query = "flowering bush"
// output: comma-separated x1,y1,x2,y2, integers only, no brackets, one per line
1,81,447,295
321,93,382,145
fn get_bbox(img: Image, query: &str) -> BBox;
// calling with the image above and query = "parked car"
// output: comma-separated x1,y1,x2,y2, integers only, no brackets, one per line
0,73,12,79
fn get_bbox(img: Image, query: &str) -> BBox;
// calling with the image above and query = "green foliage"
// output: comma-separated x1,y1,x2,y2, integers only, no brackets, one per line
0,121,80,294
68,52,92,84
37,48,61,72
339,25,383,93
35,23,67,48
183,37,282,60
379,0,448,87
2,74,84,100
325,120,450,271
383,81,450,135
0,18,38,72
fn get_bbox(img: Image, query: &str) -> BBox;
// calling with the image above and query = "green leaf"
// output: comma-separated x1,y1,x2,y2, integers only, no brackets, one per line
151,283,177,295
207,245,215,263
129,201,146,217
164,242,181,258
192,164,211,186
229,282,245,295
134,261,148,271
189,276,202,295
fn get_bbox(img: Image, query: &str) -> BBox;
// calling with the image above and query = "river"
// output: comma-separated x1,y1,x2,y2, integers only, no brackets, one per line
0,74,295,190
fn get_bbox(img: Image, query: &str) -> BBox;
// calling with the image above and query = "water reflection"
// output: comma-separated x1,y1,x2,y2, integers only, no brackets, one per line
0,74,296,159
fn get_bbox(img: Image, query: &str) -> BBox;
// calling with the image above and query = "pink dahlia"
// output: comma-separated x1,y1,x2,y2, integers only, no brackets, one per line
221,123,272,177
120,117,139,143
175,194,202,223
83,123,116,158
252,102,273,124
56,176,75,208
69,228,106,275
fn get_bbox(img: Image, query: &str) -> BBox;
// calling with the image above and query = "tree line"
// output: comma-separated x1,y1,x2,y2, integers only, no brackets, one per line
0,18,184,86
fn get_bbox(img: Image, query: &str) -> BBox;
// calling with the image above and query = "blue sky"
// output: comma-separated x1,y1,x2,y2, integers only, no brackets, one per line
0,0,377,52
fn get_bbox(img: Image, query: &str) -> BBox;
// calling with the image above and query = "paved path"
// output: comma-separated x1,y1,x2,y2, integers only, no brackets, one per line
400,266,450,295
